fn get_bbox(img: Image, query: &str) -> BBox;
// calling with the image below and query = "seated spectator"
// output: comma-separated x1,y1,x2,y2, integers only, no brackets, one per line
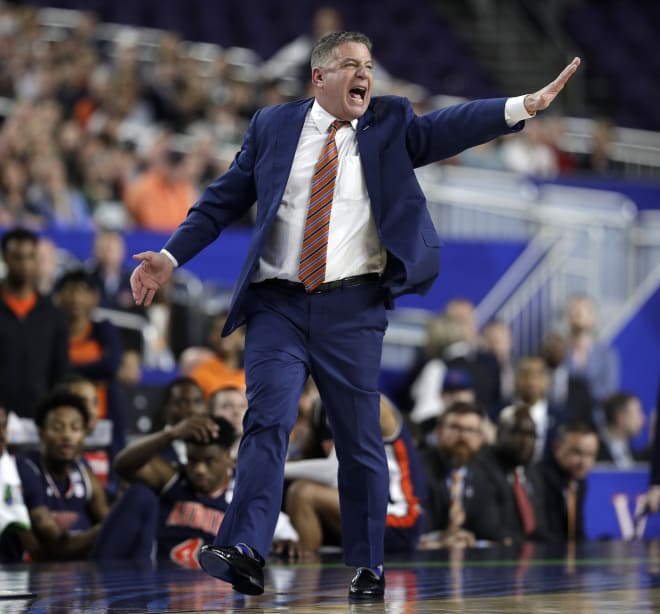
412,368,477,450
510,356,566,461
443,298,502,417
284,395,426,555
14,392,109,560
85,228,135,311
480,318,515,406
540,330,594,423
563,294,619,407
576,119,622,177
0,404,38,562
159,376,209,466
209,386,248,437
403,313,464,421
29,156,94,230
35,236,70,296
53,268,126,469
187,311,246,398
419,401,507,547
0,157,38,228
534,421,599,542
501,121,559,178
209,385,248,462
123,143,198,233
642,381,660,513
597,392,647,468
480,405,547,543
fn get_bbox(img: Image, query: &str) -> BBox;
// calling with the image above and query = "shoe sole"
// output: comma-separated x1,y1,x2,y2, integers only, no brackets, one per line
198,549,264,596
348,592,385,602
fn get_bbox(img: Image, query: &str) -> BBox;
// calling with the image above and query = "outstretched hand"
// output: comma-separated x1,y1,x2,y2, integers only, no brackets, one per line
524,57,581,115
130,251,174,307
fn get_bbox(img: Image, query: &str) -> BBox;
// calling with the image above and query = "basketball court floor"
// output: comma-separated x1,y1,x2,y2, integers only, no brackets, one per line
1,541,659,613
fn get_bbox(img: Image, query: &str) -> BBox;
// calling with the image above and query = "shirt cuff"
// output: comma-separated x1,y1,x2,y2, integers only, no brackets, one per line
160,249,179,268
505,95,535,126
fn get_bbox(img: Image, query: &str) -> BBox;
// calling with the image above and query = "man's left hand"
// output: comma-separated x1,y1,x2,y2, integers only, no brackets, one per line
524,57,581,115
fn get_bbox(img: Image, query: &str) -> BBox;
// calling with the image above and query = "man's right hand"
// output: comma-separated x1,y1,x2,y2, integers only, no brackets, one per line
169,416,220,443
130,251,174,306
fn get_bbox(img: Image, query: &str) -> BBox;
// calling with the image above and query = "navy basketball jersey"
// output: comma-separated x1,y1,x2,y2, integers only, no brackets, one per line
384,420,427,529
156,471,233,567
16,452,93,532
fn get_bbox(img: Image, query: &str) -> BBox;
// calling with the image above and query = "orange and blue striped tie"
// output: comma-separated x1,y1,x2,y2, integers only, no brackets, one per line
448,470,466,530
299,119,349,292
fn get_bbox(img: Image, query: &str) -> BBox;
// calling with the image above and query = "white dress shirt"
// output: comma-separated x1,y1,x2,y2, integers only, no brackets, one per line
162,96,533,274
254,100,386,283
528,398,550,461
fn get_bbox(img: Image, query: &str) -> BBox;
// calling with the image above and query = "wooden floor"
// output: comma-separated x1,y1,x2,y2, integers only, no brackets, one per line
2,541,660,613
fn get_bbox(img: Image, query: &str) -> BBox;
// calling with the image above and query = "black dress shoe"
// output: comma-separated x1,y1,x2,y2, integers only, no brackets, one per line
348,567,386,601
198,545,264,595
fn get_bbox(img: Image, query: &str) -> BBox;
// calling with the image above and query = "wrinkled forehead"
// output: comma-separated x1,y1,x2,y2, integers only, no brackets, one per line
326,42,372,65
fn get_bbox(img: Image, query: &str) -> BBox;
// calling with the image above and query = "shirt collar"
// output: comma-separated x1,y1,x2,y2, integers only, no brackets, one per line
311,99,358,134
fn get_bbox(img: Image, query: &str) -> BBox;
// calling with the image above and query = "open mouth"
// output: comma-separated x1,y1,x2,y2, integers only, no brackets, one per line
349,86,367,103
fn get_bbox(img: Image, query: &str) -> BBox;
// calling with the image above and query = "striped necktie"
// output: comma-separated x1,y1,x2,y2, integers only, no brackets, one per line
448,469,466,530
512,466,537,537
299,119,349,292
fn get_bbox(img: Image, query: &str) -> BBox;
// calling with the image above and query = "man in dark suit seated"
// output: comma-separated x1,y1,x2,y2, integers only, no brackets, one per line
641,381,660,513
129,29,580,600
535,421,599,542
419,401,508,547
480,404,547,544
597,391,647,468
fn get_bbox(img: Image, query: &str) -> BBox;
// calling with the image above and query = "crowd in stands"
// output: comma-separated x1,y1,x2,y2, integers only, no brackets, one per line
0,222,653,566
0,4,655,568
0,4,633,236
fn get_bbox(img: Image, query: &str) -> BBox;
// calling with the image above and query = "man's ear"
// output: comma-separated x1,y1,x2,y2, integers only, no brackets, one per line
311,67,323,87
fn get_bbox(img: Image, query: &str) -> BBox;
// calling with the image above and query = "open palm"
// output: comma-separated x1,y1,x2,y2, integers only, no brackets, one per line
525,57,581,115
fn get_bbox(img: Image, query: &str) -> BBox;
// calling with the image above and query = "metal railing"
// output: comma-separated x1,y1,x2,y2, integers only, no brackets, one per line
383,165,650,368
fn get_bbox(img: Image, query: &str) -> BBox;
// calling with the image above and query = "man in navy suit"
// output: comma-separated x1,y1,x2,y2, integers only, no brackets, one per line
130,31,580,600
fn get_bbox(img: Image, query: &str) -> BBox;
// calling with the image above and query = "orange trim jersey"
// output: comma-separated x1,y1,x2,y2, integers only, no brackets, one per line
384,423,426,529
69,322,108,419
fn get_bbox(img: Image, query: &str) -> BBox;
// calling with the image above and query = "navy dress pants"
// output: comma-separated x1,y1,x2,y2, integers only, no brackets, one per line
213,278,389,567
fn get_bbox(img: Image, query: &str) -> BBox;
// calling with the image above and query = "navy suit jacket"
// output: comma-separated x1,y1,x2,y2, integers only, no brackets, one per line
163,95,523,335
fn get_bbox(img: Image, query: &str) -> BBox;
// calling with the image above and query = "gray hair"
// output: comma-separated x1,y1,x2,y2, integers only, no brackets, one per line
310,31,372,68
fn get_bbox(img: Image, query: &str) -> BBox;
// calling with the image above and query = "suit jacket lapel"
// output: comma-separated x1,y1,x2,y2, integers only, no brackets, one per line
269,100,312,214
356,108,382,223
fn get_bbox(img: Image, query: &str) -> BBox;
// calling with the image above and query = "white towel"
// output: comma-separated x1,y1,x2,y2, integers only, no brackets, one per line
0,451,31,535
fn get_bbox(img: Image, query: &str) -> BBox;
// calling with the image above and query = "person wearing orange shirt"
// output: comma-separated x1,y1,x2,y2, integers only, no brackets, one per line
123,146,198,232
187,311,246,398
53,268,125,494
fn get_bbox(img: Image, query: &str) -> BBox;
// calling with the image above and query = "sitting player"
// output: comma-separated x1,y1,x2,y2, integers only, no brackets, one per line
283,394,427,556
97,413,301,565
15,391,109,560
0,404,38,562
